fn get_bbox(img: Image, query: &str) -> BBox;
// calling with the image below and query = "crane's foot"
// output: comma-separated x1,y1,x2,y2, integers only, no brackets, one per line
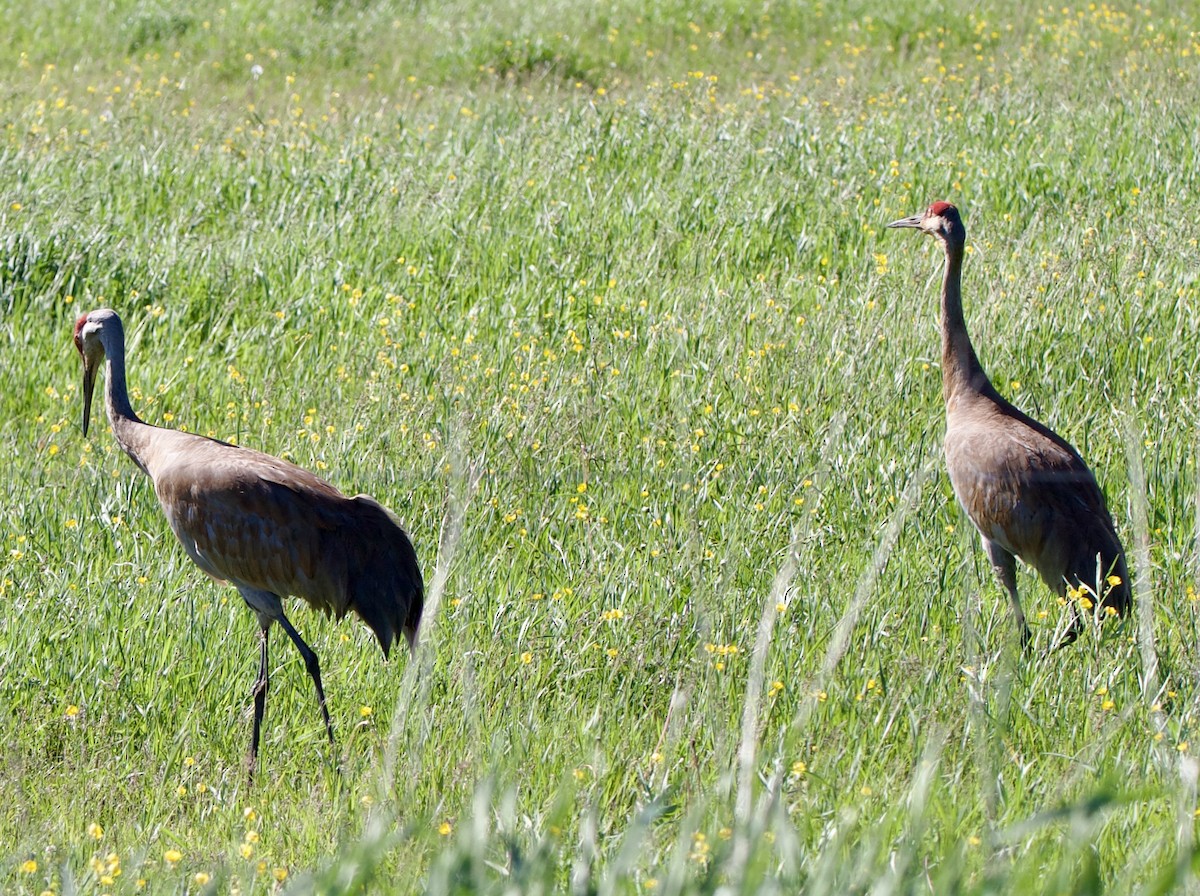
1052,628,1081,651
1018,624,1033,653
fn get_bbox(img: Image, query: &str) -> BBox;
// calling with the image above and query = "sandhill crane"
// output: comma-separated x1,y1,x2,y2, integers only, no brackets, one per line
75,308,423,775
887,202,1130,648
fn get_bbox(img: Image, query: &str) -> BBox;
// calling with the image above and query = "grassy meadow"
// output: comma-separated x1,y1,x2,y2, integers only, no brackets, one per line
3,0,1200,891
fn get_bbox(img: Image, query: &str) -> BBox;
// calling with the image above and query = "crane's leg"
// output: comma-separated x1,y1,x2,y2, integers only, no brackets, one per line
1053,598,1084,651
1053,558,1100,650
249,623,270,780
276,612,336,748
985,540,1030,650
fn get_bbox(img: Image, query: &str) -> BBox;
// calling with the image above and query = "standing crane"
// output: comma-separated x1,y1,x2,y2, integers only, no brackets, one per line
887,202,1130,648
75,308,424,775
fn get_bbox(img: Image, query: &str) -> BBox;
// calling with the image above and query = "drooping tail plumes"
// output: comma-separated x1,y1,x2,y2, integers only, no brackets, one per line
344,496,425,658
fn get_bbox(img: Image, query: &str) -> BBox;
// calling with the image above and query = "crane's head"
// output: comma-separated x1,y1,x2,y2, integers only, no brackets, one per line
886,201,965,248
75,308,122,437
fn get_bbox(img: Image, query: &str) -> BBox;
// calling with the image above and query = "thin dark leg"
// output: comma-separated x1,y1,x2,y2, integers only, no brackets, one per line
1053,599,1084,651
250,625,270,780
276,612,335,747
986,541,1030,650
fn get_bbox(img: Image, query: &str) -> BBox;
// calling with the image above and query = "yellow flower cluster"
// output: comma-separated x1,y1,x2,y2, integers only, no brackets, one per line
704,642,739,671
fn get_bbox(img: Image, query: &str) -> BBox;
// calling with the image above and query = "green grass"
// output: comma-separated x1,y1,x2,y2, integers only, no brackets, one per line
2,0,1200,892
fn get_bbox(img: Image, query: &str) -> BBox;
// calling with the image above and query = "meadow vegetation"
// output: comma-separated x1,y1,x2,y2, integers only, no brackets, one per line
2,0,1200,892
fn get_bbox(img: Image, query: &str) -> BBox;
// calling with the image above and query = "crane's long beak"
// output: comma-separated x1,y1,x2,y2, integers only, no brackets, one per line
886,214,924,230
81,357,96,437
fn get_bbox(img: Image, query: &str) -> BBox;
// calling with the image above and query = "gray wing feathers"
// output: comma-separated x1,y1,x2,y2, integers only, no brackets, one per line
946,419,1128,611
150,438,423,655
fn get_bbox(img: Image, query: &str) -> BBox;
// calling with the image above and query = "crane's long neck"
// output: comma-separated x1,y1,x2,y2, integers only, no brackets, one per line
101,334,155,477
940,240,990,408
